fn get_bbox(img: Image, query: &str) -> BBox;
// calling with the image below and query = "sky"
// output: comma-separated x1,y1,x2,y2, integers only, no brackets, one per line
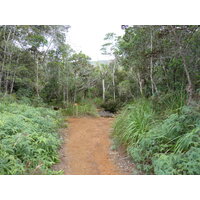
66,24,124,61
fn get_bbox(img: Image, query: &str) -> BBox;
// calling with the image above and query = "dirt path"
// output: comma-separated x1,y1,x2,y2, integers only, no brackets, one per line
59,117,127,175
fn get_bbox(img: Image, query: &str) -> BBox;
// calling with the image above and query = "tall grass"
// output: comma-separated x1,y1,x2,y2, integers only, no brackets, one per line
61,100,98,117
151,90,186,116
113,94,200,174
113,99,156,146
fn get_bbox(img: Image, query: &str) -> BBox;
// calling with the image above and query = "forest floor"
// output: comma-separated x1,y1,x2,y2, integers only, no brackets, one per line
55,117,135,175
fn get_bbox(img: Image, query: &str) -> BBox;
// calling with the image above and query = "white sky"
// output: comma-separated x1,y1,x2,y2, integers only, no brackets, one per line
66,24,124,61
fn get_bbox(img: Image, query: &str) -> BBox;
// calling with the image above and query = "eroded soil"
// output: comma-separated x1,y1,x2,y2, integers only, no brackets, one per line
55,117,134,175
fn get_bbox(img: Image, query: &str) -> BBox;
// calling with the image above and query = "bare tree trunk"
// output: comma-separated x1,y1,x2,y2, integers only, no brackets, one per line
161,64,170,91
63,86,66,103
10,56,18,94
66,85,69,105
171,27,194,104
150,30,158,96
112,62,116,101
74,75,77,103
102,78,105,102
181,52,193,104
4,52,13,95
4,71,9,95
36,58,40,97
74,86,77,103
66,74,69,105
0,26,12,91
137,72,143,96
58,65,61,98
10,72,16,94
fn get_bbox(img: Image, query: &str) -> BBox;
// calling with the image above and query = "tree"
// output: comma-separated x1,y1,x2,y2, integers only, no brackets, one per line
101,32,119,101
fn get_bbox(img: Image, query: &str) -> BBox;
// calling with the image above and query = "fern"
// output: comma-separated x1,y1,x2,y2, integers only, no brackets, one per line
0,102,63,175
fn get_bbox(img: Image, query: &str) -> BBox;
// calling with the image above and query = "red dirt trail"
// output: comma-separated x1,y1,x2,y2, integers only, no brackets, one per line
62,117,125,175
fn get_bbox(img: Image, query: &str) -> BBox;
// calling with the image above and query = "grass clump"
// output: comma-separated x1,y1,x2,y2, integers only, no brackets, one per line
151,90,186,116
0,101,63,175
61,100,98,117
113,99,155,146
113,96,200,174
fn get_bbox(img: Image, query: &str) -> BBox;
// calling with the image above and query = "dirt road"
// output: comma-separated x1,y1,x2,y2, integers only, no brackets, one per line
60,117,125,175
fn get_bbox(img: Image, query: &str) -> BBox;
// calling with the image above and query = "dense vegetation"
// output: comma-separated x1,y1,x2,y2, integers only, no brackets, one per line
112,25,200,174
61,100,98,117
0,25,200,174
0,99,62,174
0,25,199,106
113,97,200,174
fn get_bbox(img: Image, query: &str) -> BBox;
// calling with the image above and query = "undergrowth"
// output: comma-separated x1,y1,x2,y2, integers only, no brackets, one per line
61,100,98,117
113,94,200,175
100,99,123,113
0,101,63,175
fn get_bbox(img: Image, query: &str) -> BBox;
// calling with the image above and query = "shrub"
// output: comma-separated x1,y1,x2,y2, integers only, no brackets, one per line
0,102,63,175
100,100,123,113
91,97,104,108
115,102,200,174
0,94,17,104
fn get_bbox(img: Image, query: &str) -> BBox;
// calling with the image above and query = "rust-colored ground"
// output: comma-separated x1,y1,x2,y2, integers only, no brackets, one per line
63,117,125,175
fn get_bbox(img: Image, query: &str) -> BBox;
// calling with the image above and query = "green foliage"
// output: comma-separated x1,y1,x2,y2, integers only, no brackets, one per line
91,97,104,108
1,94,46,107
114,99,200,174
117,80,133,100
16,88,34,99
151,90,186,116
113,99,155,146
0,94,17,104
61,100,98,117
0,102,63,175
1,25,200,175
100,100,123,113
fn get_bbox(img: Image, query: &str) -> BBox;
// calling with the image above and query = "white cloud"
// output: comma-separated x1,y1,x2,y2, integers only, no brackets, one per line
66,24,124,61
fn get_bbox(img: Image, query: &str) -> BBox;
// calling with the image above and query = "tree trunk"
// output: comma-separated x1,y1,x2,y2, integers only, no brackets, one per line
112,63,116,101
150,30,158,95
137,72,143,96
4,71,9,95
171,26,194,104
102,78,105,102
63,86,66,103
0,26,12,91
36,58,40,97
181,52,193,104
10,72,16,94
74,81,77,103
66,75,69,105
162,65,170,91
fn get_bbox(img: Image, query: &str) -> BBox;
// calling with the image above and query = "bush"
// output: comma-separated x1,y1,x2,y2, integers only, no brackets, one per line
91,97,104,108
18,96,32,105
0,94,47,108
31,96,46,107
16,88,34,98
100,100,123,113
0,102,63,175
0,94,17,104
114,100,200,174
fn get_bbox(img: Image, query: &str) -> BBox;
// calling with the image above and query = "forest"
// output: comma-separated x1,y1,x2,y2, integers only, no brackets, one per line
0,25,200,175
